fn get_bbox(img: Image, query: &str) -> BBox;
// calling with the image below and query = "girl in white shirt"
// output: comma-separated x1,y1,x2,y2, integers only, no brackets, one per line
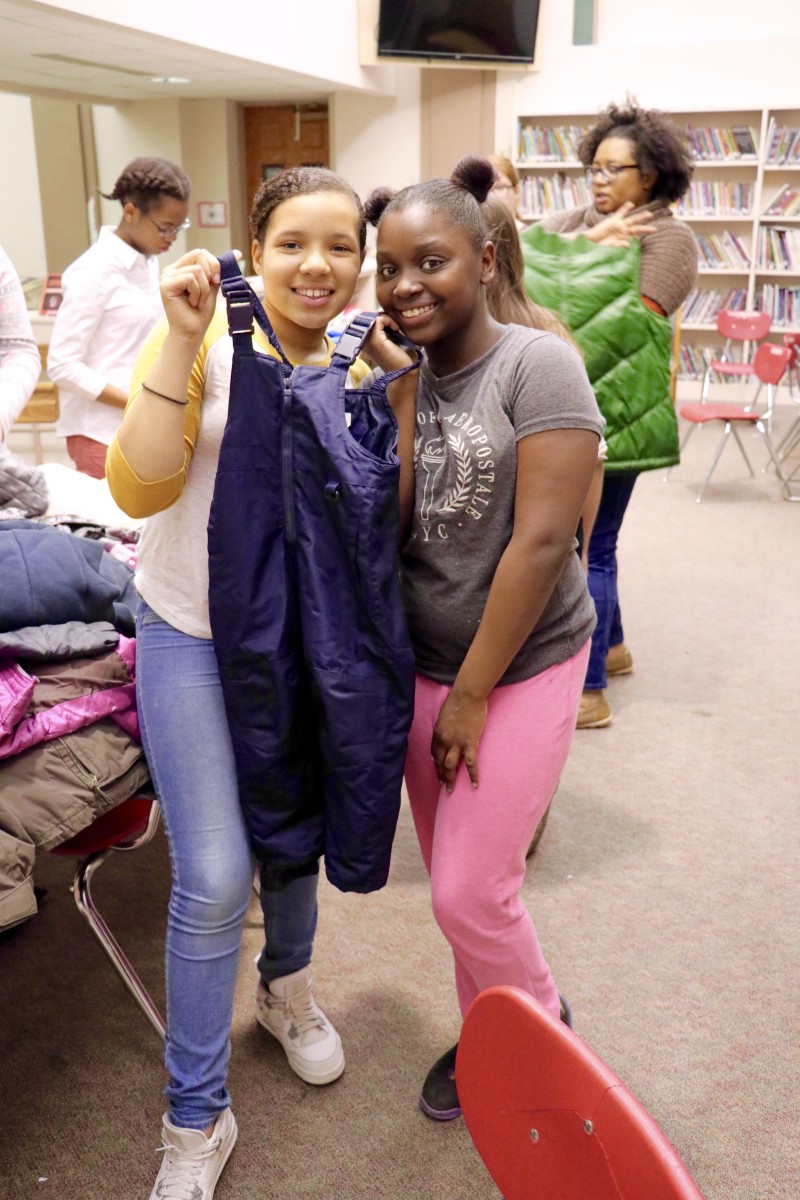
48,156,190,478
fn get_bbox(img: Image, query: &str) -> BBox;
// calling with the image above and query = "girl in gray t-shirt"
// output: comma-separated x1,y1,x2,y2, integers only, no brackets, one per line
366,156,604,1121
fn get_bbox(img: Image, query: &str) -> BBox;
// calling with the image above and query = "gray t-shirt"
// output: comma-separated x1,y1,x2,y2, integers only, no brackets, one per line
400,324,605,686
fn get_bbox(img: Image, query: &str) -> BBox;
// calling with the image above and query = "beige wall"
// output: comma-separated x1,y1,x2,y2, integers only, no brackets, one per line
0,93,47,278
29,97,91,274
330,69,422,198
178,99,248,263
420,69,496,180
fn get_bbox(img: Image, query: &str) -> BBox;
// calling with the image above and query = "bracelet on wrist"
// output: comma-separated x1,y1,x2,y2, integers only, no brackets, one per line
140,381,189,406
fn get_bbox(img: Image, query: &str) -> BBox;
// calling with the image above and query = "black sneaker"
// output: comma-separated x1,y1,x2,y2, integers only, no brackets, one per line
419,1043,460,1121
419,999,573,1122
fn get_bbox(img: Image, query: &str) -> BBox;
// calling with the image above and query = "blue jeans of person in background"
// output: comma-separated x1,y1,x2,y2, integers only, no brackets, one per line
584,471,639,691
136,602,319,1130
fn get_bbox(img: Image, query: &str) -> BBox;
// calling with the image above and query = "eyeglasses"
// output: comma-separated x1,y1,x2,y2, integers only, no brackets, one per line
144,214,192,238
585,164,639,183
491,181,516,192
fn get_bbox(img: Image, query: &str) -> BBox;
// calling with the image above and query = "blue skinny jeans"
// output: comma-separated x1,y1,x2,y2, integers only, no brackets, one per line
584,470,639,691
136,602,319,1129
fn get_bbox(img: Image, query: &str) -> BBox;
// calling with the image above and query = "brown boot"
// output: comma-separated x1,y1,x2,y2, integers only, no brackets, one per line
606,643,633,676
576,689,612,729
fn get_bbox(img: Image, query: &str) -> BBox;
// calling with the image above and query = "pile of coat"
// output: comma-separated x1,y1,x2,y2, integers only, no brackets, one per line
0,517,149,933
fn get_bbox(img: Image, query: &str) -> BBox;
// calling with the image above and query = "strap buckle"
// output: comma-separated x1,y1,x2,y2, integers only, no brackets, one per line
227,298,254,337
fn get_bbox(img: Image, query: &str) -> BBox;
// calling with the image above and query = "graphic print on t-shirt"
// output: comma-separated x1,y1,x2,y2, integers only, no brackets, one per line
413,406,496,539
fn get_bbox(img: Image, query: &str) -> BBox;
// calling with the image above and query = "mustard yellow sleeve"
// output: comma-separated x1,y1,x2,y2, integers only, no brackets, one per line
106,313,219,518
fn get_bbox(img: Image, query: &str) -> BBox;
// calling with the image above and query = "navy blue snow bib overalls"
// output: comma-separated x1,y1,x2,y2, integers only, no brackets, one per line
207,253,417,894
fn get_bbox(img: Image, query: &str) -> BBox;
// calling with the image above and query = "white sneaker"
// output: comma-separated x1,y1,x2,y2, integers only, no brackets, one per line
149,1107,237,1200
255,966,345,1085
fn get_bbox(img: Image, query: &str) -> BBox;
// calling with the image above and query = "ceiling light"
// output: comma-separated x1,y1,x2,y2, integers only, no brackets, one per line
150,76,191,84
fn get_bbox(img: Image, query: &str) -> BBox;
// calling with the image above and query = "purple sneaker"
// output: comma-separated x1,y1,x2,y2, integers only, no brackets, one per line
419,1043,460,1120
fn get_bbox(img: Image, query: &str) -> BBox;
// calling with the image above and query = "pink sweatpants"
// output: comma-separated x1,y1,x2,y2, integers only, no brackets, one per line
404,641,589,1021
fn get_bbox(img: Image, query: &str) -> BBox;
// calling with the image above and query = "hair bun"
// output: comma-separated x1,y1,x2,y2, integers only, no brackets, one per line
450,155,495,205
365,187,395,226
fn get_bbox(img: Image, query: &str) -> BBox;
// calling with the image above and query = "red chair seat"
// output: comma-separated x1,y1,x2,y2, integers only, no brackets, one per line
679,402,758,424
708,361,755,376
459,987,703,1200
51,795,153,857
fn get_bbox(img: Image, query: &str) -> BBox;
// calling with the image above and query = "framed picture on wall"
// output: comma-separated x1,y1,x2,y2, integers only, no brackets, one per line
38,274,63,315
197,202,228,228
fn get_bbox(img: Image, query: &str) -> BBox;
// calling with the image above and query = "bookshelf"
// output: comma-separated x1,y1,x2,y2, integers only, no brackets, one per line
514,107,800,396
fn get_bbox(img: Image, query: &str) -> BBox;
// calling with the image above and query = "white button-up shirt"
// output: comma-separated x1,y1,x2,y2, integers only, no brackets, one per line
48,227,162,445
0,245,41,441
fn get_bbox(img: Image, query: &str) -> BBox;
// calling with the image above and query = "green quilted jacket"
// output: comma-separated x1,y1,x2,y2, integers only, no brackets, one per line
521,222,679,472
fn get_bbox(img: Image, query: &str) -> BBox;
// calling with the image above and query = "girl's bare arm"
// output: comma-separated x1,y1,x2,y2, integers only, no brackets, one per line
432,427,599,791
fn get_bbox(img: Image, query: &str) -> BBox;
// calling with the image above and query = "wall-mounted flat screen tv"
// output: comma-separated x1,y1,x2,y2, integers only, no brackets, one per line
377,0,540,65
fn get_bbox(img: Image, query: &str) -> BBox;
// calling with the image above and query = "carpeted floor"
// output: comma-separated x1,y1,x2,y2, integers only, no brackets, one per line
1,408,798,1200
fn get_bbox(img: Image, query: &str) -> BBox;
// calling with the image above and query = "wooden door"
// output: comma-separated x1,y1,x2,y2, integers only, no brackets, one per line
243,104,329,217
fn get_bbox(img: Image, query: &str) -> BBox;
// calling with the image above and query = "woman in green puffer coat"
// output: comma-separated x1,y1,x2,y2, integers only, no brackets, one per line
522,100,697,729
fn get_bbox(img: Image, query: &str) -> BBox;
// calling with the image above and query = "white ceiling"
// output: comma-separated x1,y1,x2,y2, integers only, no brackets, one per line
0,0,332,104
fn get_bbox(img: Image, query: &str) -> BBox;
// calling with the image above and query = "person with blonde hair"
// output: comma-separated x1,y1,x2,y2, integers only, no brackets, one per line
488,153,526,230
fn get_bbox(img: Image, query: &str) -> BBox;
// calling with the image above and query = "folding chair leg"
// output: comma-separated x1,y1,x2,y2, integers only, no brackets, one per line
699,366,712,404
729,424,755,476
756,420,800,501
775,415,800,460
73,850,166,1039
744,382,763,414
696,424,733,502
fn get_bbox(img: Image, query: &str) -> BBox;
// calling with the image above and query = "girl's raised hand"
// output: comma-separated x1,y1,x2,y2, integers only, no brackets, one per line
588,202,654,247
363,313,419,375
431,688,488,794
159,249,229,343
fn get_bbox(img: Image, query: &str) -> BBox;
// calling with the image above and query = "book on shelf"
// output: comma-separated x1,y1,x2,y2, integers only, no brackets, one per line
517,123,585,163
686,125,759,162
762,184,800,218
694,230,750,270
757,283,800,327
519,173,588,216
677,343,744,381
757,226,800,270
731,126,758,157
677,345,713,381
681,287,747,324
764,118,800,166
674,179,753,217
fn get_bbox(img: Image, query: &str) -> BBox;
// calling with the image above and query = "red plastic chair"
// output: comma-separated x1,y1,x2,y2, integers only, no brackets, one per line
458,986,704,1200
699,309,772,404
678,342,795,501
50,792,165,1038
775,332,800,466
